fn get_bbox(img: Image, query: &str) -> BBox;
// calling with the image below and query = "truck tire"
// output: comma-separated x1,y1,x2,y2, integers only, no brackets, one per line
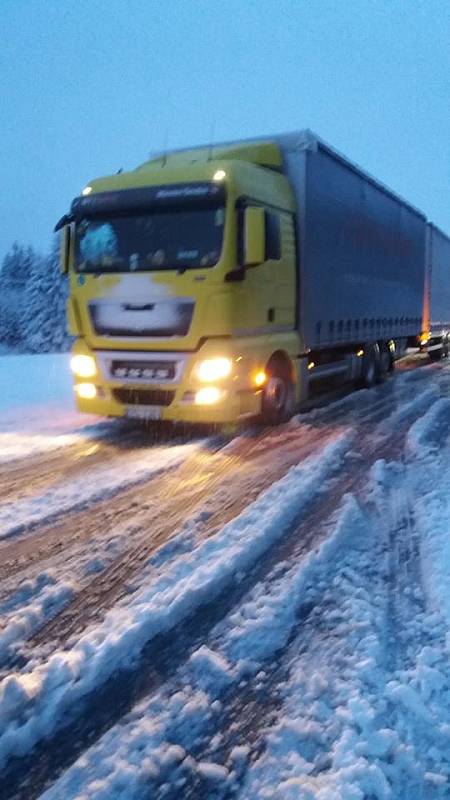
429,346,443,362
261,368,295,425
357,344,379,389
377,344,392,382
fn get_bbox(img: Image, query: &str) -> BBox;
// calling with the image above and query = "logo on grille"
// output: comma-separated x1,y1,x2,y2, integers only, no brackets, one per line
111,361,175,381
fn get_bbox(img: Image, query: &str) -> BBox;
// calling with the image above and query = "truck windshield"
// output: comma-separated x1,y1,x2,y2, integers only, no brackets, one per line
75,207,225,272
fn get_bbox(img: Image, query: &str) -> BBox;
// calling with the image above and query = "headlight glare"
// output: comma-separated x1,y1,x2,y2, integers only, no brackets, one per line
74,382,97,400
197,357,232,382
195,387,223,405
71,354,97,378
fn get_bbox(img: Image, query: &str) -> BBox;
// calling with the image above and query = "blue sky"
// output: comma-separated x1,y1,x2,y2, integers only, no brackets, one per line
1,0,449,262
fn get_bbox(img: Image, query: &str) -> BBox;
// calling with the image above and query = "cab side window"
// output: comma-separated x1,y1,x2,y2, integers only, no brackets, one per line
265,211,281,260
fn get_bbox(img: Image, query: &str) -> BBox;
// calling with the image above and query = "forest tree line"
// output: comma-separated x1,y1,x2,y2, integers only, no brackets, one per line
0,239,70,353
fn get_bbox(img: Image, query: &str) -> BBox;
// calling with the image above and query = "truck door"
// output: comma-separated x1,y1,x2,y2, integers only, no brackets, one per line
232,204,296,336
265,210,297,329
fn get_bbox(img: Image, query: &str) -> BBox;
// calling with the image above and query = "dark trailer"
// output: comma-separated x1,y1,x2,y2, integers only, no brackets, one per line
425,223,450,360
277,131,427,354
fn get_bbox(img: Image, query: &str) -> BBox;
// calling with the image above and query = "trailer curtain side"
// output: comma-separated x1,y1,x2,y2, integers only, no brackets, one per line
427,224,450,333
279,133,426,351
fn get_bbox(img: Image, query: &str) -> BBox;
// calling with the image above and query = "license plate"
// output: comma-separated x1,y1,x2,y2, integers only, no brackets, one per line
126,405,162,420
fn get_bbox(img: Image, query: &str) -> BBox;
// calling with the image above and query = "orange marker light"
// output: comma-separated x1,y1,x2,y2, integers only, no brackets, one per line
254,371,267,387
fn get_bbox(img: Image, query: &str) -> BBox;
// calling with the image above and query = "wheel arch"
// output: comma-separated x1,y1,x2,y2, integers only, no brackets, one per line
265,349,295,383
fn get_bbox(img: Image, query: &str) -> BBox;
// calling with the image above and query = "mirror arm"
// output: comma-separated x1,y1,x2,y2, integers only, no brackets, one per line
54,213,74,233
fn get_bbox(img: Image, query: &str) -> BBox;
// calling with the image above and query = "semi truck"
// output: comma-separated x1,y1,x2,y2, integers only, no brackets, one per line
55,130,449,425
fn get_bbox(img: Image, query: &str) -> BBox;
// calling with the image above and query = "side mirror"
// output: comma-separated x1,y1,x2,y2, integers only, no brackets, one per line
60,225,71,274
244,207,266,267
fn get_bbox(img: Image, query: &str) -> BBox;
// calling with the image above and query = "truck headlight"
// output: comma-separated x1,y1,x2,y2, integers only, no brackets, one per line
195,387,223,405
74,382,97,400
71,354,97,378
196,357,232,382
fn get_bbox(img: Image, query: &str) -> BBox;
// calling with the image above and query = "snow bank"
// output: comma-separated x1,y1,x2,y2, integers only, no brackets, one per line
0,573,77,666
406,397,450,456
407,411,450,629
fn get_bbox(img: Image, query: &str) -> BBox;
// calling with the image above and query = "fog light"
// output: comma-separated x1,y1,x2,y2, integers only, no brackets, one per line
197,357,232,382
195,387,222,405
71,354,97,378
74,382,97,400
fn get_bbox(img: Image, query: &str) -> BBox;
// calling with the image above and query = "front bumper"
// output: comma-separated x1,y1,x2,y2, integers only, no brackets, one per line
71,344,262,424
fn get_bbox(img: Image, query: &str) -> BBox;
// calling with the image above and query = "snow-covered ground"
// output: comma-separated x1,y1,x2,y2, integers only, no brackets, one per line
2,354,450,799
0,352,105,457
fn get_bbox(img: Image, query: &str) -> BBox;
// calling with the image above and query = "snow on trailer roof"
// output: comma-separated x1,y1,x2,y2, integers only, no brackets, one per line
150,128,427,221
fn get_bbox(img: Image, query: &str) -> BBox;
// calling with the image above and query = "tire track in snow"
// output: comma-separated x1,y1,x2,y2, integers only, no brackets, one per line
16,426,340,658
0,380,431,680
0,420,167,502
12,390,401,660
0,397,395,676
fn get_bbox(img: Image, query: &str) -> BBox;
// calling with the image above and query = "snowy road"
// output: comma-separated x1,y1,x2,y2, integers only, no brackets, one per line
2,354,450,799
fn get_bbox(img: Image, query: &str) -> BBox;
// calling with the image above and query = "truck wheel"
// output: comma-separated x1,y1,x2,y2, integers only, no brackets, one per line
261,369,295,425
377,345,392,382
357,345,379,389
429,347,443,362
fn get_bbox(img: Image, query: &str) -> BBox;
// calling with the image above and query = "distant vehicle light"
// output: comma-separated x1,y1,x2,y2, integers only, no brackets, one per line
71,354,97,378
197,357,232,382
82,186,93,196
356,349,364,357
213,170,226,182
195,387,222,405
307,361,315,370
75,382,97,400
254,370,267,387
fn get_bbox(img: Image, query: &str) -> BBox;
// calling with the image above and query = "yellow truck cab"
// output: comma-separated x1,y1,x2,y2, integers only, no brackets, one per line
57,131,430,425
58,140,302,424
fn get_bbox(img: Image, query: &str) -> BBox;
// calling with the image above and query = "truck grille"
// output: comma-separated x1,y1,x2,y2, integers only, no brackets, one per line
112,388,175,406
111,359,176,381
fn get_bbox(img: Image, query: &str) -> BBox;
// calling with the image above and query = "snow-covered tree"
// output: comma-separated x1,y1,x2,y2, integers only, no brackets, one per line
22,237,71,353
0,242,34,289
0,242,38,347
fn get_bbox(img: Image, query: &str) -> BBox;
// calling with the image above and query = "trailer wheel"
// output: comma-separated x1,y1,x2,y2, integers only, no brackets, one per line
357,345,379,389
429,346,443,362
261,365,295,425
377,345,392,382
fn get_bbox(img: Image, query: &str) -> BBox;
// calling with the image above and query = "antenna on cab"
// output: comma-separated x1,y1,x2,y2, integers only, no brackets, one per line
207,117,216,162
161,126,169,167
